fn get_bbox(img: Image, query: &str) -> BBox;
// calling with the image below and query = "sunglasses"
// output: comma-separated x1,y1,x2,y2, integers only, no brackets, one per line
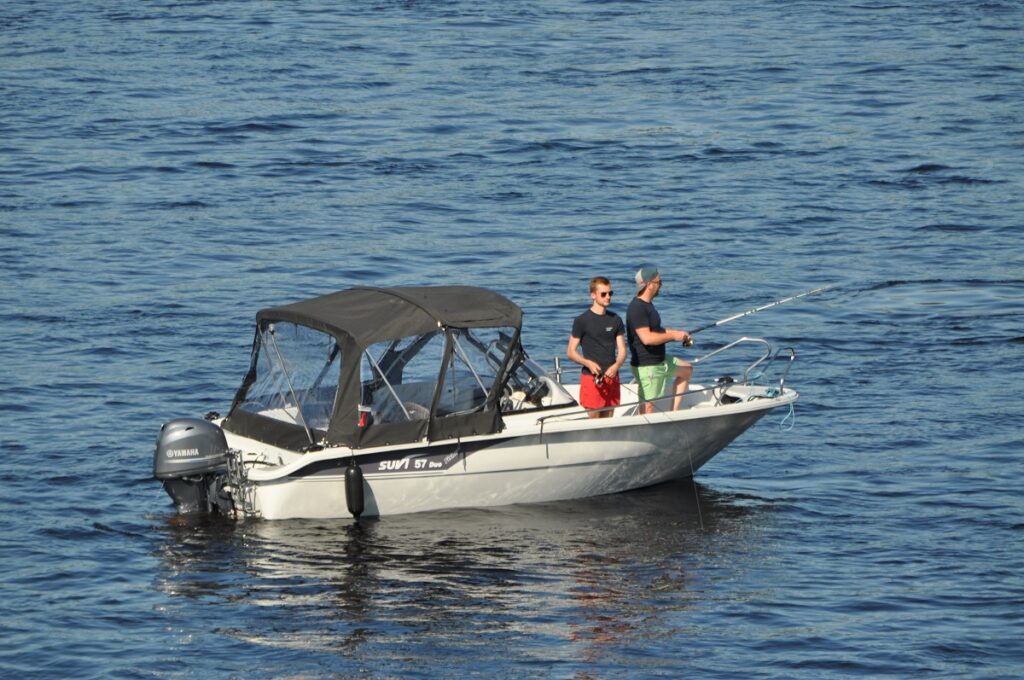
597,291,613,298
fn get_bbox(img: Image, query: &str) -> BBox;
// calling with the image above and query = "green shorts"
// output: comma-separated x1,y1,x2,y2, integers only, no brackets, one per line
631,357,689,402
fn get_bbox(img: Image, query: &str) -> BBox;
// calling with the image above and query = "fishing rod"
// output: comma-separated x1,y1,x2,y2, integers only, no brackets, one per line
684,283,835,346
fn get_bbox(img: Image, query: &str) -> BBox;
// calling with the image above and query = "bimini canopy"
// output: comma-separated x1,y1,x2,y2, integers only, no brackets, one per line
223,286,525,451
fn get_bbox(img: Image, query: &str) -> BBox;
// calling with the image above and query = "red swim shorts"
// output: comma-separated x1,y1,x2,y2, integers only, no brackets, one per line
579,373,621,411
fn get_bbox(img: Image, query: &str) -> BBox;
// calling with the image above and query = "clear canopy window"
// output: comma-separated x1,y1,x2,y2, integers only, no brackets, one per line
361,327,515,425
237,322,341,432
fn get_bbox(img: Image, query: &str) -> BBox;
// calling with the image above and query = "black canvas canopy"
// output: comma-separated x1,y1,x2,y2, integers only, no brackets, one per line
258,286,522,346
223,286,525,451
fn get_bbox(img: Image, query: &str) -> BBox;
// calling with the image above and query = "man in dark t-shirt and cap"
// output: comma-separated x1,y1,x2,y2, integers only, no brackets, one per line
626,265,692,413
567,276,626,418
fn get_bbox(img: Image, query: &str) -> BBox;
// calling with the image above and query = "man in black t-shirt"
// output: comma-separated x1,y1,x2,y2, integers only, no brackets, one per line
626,265,692,413
567,276,626,418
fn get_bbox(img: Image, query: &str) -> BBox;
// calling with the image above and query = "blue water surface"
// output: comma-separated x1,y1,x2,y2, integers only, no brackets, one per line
1,1,1022,678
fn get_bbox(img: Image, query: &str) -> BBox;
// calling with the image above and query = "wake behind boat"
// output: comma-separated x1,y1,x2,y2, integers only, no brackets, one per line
153,285,798,519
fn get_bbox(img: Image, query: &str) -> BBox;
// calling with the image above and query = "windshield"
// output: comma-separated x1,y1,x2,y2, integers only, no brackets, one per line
360,326,516,425
501,352,576,412
237,322,341,432
474,330,575,412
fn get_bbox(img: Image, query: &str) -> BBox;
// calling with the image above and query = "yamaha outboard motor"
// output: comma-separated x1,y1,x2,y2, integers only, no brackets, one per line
154,418,231,515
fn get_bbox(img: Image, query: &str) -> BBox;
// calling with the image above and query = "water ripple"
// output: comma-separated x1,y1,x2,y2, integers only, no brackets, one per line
1,0,1022,677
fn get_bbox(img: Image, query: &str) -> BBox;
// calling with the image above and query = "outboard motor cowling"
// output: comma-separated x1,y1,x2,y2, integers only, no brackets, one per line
154,417,231,515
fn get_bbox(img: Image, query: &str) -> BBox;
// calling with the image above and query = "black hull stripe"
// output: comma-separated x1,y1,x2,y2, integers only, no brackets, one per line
288,436,516,478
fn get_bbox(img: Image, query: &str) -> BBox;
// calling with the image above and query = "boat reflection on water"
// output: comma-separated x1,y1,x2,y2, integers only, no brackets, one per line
153,481,771,669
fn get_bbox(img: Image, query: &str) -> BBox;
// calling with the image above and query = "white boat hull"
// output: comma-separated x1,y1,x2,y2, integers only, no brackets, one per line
230,384,793,520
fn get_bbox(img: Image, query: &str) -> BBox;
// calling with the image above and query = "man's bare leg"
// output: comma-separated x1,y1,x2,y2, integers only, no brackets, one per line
671,362,693,411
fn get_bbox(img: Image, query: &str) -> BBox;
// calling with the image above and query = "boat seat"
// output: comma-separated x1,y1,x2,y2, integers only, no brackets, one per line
370,380,485,422
403,401,431,420
371,382,432,422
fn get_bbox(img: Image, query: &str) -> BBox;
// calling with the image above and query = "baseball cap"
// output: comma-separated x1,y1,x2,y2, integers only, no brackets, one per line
635,265,659,291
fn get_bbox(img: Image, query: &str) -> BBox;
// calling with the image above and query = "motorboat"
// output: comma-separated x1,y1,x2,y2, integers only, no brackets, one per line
153,285,798,520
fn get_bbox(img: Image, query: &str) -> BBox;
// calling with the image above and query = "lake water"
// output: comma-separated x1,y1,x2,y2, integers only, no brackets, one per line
1,1,1022,677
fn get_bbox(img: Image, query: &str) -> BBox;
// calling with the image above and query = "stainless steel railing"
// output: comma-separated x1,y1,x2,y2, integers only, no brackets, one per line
540,336,794,424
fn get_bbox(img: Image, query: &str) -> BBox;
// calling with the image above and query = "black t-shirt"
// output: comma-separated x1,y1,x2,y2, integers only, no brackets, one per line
570,309,624,373
626,297,666,366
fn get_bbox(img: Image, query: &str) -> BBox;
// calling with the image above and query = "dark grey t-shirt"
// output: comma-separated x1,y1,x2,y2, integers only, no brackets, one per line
571,309,624,373
626,297,666,367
